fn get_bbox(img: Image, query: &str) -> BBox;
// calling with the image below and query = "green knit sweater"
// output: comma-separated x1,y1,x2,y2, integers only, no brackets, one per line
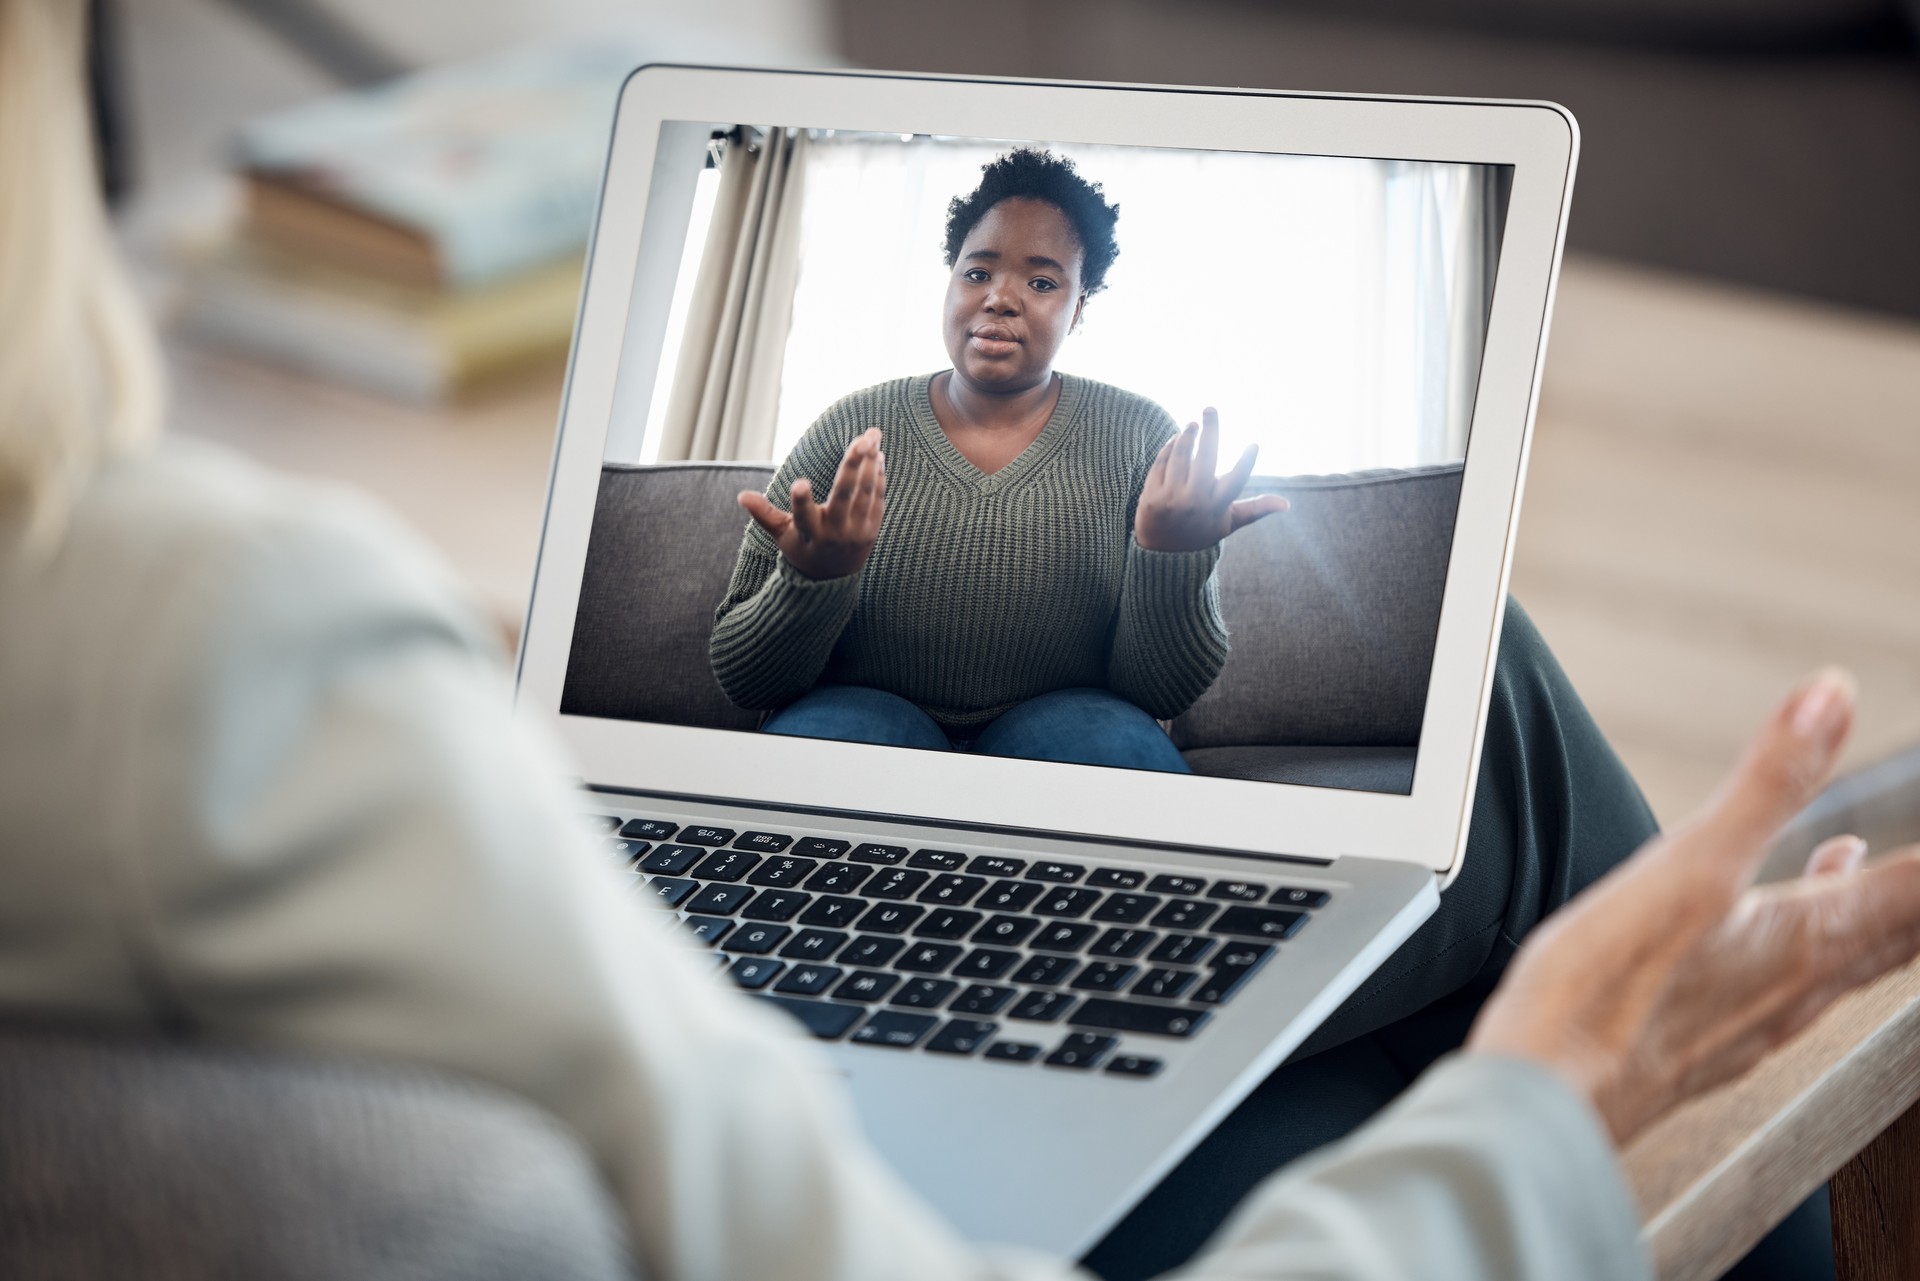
710,372,1230,729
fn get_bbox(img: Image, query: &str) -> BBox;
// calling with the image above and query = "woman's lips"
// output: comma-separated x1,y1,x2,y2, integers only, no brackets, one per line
969,327,1021,357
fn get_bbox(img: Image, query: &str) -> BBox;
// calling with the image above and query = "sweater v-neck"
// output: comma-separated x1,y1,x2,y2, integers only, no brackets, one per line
908,371,1084,497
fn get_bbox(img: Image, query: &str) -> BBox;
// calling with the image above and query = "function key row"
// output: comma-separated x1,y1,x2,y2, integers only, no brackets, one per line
605,818,1333,910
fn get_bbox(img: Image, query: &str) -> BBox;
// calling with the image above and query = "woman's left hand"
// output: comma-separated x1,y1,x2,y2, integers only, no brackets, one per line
1134,408,1289,553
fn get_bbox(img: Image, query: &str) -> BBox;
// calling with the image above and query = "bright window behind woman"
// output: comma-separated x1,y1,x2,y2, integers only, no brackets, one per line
771,133,1500,476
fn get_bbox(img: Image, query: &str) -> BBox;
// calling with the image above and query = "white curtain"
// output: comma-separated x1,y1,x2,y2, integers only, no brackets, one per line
655,127,810,462
767,134,1507,475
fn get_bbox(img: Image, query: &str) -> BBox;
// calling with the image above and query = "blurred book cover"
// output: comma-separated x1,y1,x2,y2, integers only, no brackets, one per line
177,36,645,404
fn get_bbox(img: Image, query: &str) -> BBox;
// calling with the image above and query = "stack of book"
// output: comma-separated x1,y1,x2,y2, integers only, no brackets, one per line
178,39,643,404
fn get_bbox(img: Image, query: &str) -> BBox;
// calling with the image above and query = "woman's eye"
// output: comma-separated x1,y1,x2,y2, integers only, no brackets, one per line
1029,278,1058,292
964,268,990,283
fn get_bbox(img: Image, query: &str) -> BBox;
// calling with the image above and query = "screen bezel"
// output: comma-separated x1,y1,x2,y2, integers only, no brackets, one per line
514,64,1577,880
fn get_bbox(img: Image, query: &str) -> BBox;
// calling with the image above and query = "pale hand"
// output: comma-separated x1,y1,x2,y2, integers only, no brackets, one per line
1469,667,1920,1145
738,428,886,581
1135,408,1289,553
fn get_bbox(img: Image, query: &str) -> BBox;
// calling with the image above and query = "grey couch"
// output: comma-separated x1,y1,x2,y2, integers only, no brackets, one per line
560,460,1465,795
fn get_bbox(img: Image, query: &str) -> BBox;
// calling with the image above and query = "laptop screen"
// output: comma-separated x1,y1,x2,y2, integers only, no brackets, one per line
558,121,1512,798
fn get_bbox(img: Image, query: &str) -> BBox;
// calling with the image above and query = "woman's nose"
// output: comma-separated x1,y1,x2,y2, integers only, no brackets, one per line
983,284,1020,314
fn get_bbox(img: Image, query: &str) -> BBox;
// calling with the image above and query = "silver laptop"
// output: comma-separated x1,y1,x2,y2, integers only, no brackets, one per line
514,64,1576,1257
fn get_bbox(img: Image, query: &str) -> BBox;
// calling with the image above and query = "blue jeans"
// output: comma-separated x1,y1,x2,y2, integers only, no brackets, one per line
761,685,1194,773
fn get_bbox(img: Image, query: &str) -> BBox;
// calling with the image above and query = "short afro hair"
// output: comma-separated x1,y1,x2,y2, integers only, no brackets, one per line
943,148,1120,295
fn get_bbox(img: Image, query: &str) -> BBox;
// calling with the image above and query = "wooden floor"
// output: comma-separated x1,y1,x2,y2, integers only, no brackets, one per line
169,253,1920,827
1514,257,1920,824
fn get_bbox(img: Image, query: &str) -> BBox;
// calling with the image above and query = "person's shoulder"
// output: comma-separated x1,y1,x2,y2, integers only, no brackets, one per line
1061,375,1180,448
66,439,500,668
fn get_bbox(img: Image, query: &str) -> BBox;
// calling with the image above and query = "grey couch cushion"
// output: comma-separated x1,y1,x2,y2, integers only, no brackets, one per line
1170,464,1462,754
561,460,1463,775
562,463,772,731
0,1028,635,1281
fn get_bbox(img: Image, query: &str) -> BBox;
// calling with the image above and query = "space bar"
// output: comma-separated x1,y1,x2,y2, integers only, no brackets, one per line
755,994,866,1040
1067,999,1210,1037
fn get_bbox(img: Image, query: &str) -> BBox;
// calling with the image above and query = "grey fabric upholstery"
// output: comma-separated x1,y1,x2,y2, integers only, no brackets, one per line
0,1028,636,1281
560,460,1461,792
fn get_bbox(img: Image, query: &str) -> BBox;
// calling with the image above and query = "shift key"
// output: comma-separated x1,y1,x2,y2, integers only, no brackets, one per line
1209,906,1307,940
1068,999,1209,1038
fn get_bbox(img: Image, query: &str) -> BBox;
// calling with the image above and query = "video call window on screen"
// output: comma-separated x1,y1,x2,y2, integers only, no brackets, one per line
559,124,1513,797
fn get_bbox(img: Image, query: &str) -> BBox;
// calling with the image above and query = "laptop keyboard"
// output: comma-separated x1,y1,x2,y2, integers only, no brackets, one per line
600,815,1331,1079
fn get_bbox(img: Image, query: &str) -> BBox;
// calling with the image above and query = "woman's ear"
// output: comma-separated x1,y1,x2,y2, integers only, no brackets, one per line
1071,294,1087,333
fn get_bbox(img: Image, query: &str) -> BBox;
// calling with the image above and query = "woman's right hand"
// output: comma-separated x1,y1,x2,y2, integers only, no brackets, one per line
738,428,886,581
1468,668,1920,1145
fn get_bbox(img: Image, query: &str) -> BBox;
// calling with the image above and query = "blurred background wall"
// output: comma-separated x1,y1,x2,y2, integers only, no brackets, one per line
834,0,1920,319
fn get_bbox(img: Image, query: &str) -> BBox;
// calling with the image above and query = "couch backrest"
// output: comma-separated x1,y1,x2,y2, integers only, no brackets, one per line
561,461,1462,748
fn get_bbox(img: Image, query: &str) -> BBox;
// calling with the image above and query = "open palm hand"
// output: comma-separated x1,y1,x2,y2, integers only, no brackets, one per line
1135,408,1289,553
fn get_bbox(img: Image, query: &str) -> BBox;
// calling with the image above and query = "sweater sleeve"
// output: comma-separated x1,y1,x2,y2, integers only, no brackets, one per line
1107,435,1231,719
708,421,864,711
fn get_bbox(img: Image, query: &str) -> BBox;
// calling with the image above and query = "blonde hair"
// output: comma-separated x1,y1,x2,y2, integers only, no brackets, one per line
0,0,162,543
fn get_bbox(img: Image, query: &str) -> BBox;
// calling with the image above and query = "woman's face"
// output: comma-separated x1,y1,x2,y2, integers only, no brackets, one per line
942,197,1086,395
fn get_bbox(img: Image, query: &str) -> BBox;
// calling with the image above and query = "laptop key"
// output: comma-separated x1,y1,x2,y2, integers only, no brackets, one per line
1148,933,1216,966
589,814,623,833
865,868,930,900
851,1010,938,1048
833,970,901,1002
1192,943,1275,1005
1026,861,1087,883
1008,990,1075,1022
954,947,1021,979
611,839,651,864
1045,1033,1116,1070
1071,962,1139,992
1092,929,1156,959
727,957,783,990
797,895,864,929
747,856,818,888
1032,922,1099,953
1134,967,1201,1001
1147,874,1207,896
774,964,843,996
1013,955,1079,986
805,862,872,894
692,849,760,883
1208,880,1268,902
950,984,1017,1016
685,883,753,915
972,915,1040,947
739,890,811,922
679,826,735,848
1105,1055,1165,1078
733,831,793,853
967,855,1026,878
1210,906,1307,941
978,880,1044,912
1070,998,1208,1038
914,909,983,940
1087,867,1146,889
897,943,963,974
779,928,847,961
1091,893,1160,924
888,979,958,1009
1152,899,1219,930
917,874,987,906
728,923,789,955
649,877,698,908
838,935,906,967
855,902,924,934
1034,888,1102,918
640,844,702,875
850,843,909,865
755,994,864,1040
926,1018,998,1055
620,818,678,841
1272,886,1332,909
908,849,968,871
984,1041,1042,1063
683,915,733,946
794,837,851,858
